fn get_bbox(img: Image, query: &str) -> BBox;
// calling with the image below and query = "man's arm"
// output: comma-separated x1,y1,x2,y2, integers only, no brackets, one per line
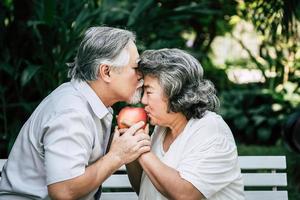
138,152,204,200
48,121,151,200
48,151,122,200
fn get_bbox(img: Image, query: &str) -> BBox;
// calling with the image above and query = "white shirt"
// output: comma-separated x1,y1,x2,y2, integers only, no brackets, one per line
139,111,245,200
0,79,113,200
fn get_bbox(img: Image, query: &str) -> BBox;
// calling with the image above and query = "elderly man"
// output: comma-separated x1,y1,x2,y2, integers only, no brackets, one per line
0,27,150,200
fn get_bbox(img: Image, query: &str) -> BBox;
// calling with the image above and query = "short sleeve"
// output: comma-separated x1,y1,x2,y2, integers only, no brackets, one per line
43,109,94,185
177,136,240,198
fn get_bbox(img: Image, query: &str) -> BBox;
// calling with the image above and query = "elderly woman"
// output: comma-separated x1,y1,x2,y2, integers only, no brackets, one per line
125,48,244,200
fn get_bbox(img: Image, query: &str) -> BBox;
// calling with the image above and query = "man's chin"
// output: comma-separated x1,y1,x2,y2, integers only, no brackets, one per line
126,98,140,105
127,89,142,104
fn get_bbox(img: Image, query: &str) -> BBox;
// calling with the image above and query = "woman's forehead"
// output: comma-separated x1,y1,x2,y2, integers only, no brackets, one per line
144,75,159,86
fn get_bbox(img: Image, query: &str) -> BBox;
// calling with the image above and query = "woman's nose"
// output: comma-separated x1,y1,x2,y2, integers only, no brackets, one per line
141,92,147,105
137,70,143,80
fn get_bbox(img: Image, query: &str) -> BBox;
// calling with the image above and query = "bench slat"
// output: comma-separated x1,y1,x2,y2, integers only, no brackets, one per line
101,192,138,200
0,156,288,172
103,173,288,188
103,174,131,188
101,191,289,200
243,173,287,186
238,156,286,169
245,191,288,200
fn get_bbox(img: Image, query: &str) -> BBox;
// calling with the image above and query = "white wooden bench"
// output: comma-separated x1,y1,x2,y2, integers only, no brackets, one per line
0,156,288,200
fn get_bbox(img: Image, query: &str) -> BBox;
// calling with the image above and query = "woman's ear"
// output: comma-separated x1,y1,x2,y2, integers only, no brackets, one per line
98,64,111,82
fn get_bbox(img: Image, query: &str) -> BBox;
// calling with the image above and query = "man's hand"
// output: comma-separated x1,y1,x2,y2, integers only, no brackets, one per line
108,121,151,166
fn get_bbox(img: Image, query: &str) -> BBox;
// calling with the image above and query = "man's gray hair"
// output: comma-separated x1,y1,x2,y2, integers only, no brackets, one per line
68,26,136,81
139,48,220,119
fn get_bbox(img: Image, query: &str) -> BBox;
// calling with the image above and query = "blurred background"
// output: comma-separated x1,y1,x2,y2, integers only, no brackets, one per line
0,0,299,198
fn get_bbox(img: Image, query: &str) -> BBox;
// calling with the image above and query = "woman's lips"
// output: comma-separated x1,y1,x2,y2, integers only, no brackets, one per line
144,110,151,118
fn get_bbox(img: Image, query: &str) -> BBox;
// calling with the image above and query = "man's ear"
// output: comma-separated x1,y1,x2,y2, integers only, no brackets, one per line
98,64,111,82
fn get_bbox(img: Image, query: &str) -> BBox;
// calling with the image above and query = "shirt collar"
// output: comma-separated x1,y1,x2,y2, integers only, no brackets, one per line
70,79,113,119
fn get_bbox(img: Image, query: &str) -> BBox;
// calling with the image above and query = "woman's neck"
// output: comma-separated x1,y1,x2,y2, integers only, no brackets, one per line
166,113,188,139
162,113,188,152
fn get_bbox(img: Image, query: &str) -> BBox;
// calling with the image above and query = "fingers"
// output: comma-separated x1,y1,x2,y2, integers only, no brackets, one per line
137,138,151,157
138,146,151,154
118,123,146,135
134,129,144,135
135,133,151,142
124,121,145,136
145,124,149,135
121,120,133,127
118,128,128,135
138,138,151,147
129,139,151,162
114,126,120,138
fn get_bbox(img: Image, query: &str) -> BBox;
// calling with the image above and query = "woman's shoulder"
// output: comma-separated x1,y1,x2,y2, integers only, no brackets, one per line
187,111,232,138
189,111,224,128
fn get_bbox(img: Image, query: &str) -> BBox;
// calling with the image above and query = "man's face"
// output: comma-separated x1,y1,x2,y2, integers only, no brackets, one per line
127,79,143,104
111,41,142,104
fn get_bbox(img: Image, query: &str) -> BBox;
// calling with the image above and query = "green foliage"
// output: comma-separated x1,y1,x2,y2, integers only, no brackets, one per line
0,0,106,153
0,0,299,154
237,0,300,92
220,84,294,145
0,0,238,154
215,0,300,145
129,0,237,56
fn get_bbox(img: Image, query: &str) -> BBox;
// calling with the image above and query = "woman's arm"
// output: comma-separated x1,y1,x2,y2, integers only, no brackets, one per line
124,124,150,194
138,152,204,200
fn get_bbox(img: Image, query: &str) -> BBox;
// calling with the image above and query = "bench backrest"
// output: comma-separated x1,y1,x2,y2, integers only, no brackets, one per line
0,156,288,200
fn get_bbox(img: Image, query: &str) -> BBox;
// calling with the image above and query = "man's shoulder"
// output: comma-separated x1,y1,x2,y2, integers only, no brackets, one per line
50,82,87,108
36,82,90,118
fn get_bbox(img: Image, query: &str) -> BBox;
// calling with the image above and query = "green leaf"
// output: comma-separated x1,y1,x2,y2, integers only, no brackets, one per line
0,62,14,76
127,0,154,26
252,115,266,126
21,65,41,87
44,0,56,25
234,116,249,130
258,128,271,141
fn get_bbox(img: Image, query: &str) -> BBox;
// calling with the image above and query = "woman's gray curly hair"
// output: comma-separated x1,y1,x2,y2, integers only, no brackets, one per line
138,48,220,119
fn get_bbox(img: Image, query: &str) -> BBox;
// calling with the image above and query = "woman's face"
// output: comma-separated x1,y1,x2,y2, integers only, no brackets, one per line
141,75,170,126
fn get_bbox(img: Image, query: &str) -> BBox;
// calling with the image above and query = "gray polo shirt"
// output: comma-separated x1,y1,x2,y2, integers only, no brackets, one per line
0,79,113,200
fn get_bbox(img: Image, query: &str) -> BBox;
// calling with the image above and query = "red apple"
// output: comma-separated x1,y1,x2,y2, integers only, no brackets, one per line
117,107,147,129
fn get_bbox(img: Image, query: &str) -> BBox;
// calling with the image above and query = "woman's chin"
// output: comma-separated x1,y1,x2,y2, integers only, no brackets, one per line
149,118,160,126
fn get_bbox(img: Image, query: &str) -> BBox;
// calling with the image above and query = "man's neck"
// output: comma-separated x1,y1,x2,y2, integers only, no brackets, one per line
88,80,117,107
